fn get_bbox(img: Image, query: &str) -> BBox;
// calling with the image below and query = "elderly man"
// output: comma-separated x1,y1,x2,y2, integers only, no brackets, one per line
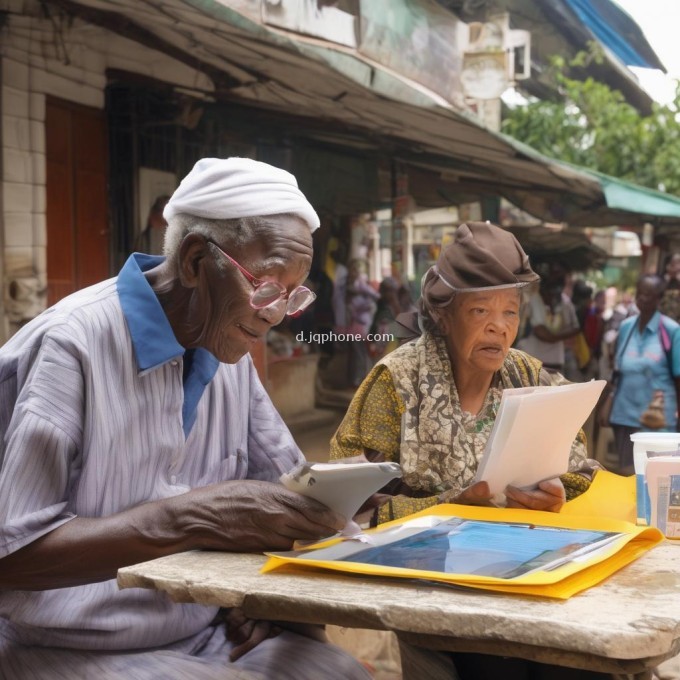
0,158,370,679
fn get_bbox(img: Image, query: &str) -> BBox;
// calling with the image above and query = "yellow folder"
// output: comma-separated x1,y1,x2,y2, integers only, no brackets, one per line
561,470,637,523
263,472,662,599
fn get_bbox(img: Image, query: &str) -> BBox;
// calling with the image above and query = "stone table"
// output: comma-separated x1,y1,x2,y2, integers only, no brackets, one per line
118,543,680,679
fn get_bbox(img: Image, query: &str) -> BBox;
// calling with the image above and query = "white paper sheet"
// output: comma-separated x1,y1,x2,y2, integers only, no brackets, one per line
280,461,402,521
475,380,606,496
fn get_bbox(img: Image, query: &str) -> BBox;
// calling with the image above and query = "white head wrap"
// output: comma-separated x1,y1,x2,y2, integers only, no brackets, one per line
163,157,320,232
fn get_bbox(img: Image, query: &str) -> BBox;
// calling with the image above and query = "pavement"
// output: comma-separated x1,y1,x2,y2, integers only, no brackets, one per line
286,408,346,462
283,348,357,462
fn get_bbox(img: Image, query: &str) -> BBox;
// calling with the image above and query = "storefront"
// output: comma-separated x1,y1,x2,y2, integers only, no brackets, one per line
5,0,680,406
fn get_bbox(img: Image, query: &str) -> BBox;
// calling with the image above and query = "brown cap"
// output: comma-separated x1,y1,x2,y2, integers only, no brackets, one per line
422,222,538,307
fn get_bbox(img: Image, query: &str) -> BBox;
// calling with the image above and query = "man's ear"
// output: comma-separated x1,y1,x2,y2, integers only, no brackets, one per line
177,233,209,288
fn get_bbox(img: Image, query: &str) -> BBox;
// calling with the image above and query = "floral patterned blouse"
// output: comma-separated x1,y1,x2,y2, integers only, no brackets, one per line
330,333,594,524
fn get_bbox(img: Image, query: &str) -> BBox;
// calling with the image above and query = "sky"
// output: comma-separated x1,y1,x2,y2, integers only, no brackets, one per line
612,0,680,104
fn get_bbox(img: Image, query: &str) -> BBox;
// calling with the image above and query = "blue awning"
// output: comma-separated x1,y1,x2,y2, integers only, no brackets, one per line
563,0,666,71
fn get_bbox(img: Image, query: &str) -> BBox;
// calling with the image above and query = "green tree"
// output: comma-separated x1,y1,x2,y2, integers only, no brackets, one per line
502,49,680,196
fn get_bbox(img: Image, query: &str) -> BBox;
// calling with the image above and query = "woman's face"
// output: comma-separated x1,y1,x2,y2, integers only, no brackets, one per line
636,278,662,317
442,288,521,373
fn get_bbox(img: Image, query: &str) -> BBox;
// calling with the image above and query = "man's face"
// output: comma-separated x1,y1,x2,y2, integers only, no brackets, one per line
188,215,313,363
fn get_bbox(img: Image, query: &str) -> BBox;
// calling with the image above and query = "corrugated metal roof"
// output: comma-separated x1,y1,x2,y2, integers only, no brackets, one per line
503,225,609,270
52,0,680,227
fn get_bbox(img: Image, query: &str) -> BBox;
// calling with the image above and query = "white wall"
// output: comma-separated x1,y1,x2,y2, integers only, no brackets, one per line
0,8,213,340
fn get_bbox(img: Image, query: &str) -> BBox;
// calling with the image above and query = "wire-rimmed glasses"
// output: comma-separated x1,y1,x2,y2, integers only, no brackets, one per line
207,241,316,316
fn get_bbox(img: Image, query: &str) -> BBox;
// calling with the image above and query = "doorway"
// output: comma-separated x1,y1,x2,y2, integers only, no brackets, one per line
46,98,109,305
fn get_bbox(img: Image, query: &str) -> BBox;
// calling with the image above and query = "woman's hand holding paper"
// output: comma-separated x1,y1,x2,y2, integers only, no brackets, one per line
440,480,494,506
440,478,565,513
505,477,566,512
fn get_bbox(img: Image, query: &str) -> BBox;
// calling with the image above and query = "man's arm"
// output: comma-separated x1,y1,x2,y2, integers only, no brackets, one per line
0,480,345,591
245,355,305,480
532,324,580,343
0,337,345,592
527,293,579,344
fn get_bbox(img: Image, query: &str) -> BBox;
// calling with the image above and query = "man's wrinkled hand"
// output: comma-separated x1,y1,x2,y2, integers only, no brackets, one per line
225,608,327,661
178,480,347,553
505,477,565,512
225,608,281,661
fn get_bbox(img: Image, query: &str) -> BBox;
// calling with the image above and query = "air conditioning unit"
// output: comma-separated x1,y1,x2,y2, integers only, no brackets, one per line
462,12,531,100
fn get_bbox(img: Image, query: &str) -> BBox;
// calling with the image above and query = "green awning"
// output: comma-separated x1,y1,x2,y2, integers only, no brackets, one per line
488,133,680,226
592,171,680,219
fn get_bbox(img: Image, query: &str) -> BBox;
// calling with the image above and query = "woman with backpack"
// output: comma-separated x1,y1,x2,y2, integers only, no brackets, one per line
603,274,680,474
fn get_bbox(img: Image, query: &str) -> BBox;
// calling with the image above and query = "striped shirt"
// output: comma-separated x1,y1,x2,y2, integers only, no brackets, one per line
0,253,304,650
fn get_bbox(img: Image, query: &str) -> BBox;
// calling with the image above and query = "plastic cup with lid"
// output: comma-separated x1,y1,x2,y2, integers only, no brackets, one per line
631,432,680,525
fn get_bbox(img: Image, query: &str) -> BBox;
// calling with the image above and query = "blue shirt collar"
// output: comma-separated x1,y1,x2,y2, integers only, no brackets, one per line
641,310,662,335
116,253,221,377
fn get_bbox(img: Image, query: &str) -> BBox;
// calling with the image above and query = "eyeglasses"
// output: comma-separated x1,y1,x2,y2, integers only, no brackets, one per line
207,241,316,315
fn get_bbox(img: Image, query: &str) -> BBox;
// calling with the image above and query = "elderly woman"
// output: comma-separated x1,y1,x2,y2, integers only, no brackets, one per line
331,222,597,525
332,222,606,680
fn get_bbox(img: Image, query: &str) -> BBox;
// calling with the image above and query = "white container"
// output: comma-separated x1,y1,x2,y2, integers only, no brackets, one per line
646,457,680,537
631,433,680,525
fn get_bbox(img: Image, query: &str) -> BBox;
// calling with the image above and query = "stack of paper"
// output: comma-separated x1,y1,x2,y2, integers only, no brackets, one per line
280,461,402,520
475,380,606,495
